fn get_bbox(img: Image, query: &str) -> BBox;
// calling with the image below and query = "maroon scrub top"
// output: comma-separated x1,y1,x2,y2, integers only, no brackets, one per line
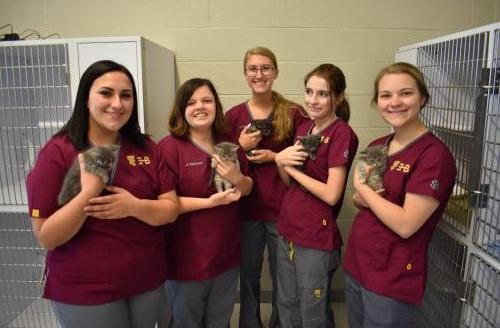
343,132,457,304
278,119,359,251
225,102,308,221
158,135,250,280
26,135,175,305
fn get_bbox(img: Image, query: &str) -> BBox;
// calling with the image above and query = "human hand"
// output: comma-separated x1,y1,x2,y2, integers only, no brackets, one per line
84,186,138,219
79,153,105,197
209,188,242,206
275,141,308,166
238,124,262,151
212,154,243,185
246,149,276,164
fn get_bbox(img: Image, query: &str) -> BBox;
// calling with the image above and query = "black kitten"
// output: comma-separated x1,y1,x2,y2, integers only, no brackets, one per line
246,118,274,155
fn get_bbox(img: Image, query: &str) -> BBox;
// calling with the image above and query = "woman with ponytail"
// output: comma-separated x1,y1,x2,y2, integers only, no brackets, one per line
225,46,308,328
274,63,358,326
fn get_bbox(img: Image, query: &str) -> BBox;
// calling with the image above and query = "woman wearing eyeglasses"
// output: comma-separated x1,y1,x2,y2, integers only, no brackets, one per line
225,46,308,328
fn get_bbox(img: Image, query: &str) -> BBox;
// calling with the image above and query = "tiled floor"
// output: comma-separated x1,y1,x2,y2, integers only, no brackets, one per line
230,302,348,327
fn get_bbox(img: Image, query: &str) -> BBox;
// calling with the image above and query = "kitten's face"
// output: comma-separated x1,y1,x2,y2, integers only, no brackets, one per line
215,142,239,161
359,145,387,168
84,145,119,171
247,119,273,137
300,134,322,153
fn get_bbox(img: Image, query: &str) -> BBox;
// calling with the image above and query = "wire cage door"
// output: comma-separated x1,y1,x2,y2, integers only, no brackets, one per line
0,43,71,328
398,24,500,328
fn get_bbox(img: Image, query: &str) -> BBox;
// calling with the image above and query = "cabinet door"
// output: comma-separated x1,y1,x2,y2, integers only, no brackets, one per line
76,41,139,83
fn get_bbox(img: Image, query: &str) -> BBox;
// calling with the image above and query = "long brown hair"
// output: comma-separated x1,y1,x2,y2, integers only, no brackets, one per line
304,63,350,122
244,46,303,144
168,78,227,139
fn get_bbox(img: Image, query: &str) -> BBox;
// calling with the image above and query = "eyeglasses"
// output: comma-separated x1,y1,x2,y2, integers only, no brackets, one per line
245,65,275,77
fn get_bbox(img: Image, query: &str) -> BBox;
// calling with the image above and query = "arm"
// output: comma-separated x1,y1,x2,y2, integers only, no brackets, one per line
274,143,309,185
238,124,262,152
212,154,253,196
285,165,346,206
31,154,104,251
177,189,242,214
353,167,439,238
84,187,179,226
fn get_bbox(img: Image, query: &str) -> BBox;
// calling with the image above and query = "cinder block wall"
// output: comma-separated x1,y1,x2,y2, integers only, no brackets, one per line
2,0,500,296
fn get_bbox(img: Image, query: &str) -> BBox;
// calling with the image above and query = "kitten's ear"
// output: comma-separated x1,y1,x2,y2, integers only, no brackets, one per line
109,144,120,152
231,145,240,152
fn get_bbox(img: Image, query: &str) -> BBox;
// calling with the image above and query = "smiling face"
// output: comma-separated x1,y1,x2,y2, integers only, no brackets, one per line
244,54,278,95
376,73,427,131
87,71,133,141
304,75,340,124
184,85,216,132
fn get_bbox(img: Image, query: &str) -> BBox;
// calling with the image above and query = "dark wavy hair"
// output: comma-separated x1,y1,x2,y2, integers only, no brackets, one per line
55,60,145,150
304,63,350,122
168,78,227,139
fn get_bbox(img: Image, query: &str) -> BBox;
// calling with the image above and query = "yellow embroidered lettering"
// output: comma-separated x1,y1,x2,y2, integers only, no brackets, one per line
127,155,136,167
390,161,400,171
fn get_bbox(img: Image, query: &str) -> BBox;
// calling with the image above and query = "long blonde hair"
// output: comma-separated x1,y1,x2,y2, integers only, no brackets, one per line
244,46,303,144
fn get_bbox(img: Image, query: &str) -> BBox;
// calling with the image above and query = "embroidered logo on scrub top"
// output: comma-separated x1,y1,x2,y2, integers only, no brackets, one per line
127,155,151,166
430,179,440,190
185,161,204,167
406,263,412,271
31,209,40,218
343,149,349,159
390,160,411,173
321,136,330,144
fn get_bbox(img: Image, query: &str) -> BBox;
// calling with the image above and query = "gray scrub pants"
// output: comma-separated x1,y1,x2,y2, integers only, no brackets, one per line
166,267,238,328
51,284,165,328
344,273,416,328
277,235,341,328
239,220,280,328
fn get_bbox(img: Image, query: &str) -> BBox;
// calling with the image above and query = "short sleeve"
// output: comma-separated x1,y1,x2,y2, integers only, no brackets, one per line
405,144,456,202
153,144,176,195
157,136,180,187
328,124,358,168
26,142,70,219
292,106,310,134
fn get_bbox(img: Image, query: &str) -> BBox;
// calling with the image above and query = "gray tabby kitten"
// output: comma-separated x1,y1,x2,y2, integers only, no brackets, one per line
57,145,120,205
356,144,387,191
211,142,240,193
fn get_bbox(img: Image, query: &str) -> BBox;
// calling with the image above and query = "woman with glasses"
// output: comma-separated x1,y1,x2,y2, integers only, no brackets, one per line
158,78,253,328
275,64,358,327
225,46,308,328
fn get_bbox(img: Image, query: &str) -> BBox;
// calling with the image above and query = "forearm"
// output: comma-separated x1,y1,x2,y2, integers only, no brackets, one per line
286,166,342,206
276,163,291,185
178,196,216,214
130,195,178,226
33,191,94,250
234,176,253,196
357,184,415,238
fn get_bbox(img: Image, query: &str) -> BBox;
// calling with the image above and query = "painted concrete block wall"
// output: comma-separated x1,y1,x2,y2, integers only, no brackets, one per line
2,0,499,295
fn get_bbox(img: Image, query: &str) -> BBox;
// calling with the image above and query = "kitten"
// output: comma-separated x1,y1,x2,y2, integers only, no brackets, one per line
297,133,322,171
299,133,322,160
57,145,120,205
211,142,240,193
356,144,387,191
245,118,274,155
